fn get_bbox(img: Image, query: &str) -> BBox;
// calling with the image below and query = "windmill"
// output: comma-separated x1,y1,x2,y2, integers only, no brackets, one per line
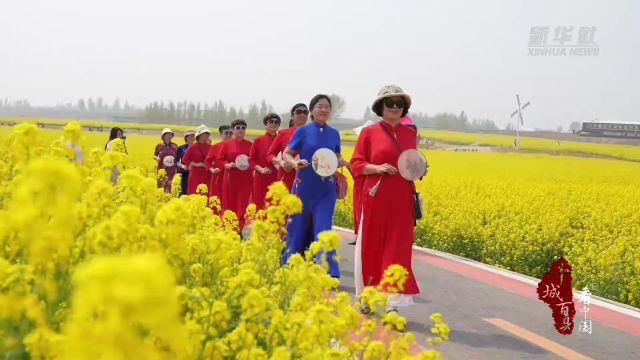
510,94,530,150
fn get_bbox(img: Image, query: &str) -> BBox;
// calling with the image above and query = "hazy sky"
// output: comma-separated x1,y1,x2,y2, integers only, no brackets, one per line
1,0,638,129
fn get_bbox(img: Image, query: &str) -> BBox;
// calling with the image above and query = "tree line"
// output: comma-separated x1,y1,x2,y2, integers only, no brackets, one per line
141,100,279,129
362,106,499,131
139,94,346,128
2,95,502,132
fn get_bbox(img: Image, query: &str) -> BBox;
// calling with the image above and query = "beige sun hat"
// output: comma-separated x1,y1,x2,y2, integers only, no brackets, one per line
183,128,196,137
372,84,412,109
195,125,211,138
160,128,174,139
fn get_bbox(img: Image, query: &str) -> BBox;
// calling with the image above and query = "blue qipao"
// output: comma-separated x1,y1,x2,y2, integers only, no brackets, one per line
281,120,341,278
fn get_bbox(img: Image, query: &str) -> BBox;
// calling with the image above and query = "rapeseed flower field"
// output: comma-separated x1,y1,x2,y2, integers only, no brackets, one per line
0,123,448,359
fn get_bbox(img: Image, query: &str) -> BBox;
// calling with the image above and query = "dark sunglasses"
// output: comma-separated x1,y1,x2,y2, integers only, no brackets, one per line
384,98,406,109
266,118,281,124
223,130,232,135
234,125,246,130
294,109,309,115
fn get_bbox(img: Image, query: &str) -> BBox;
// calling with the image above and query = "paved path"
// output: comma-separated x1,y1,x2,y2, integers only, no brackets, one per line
334,228,640,359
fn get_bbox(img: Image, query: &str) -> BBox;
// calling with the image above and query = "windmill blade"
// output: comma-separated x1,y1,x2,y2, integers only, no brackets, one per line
521,102,531,110
510,110,519,118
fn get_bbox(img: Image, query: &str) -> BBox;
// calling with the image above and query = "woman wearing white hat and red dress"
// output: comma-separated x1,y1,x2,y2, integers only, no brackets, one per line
154,128,179,193
181,125,212,195
250,113,281,210
350,85,420,314
176,129,196,196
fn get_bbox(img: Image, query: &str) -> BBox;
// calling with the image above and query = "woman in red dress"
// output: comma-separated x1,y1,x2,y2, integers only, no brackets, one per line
215,119,253,231
266,103,308,192
250,113,281,209
350,85,420,313
154,128,179,193
181,125,212,195
205,125,232,202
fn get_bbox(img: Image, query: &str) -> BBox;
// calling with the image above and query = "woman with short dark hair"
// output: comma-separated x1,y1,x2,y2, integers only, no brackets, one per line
250,113,281,209
205,125,232,202
281,95,347,278
266,103,309,191
215,119,253,232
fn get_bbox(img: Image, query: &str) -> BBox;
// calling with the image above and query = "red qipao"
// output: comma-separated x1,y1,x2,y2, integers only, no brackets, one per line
350,121,420,295
250,132,278,209
215,139,253,230
266,127,297,192
205,141,224,201
181,142,212,195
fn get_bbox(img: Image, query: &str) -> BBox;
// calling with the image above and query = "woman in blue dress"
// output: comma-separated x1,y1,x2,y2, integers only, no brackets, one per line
281,94,348,278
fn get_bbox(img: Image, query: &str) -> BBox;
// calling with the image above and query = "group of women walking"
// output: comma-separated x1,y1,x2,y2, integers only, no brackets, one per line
143,85,421,314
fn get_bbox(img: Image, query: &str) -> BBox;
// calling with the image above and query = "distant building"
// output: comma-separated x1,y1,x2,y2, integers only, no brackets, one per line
578,120,640,138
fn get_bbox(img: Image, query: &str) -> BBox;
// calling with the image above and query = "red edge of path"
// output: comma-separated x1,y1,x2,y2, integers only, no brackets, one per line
335,229,640,337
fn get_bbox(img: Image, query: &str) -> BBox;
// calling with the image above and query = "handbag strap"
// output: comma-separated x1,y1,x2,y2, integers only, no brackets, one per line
378,122,416,187
379,122,403,154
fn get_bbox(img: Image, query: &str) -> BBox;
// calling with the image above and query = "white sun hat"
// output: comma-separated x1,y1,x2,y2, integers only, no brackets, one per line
195,125,211,138
160,128,174,139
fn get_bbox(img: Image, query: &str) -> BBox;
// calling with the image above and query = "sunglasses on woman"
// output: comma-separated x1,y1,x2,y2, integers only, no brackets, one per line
223,130,232,135
384,98,406,109
234,125,246,130
267,118,281,124
294,109,309,115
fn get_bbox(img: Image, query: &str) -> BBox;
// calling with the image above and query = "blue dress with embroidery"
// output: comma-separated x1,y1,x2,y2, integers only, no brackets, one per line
282,120,341,278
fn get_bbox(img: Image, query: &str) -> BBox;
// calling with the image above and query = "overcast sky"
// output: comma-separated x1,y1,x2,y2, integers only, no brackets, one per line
1,0,638,129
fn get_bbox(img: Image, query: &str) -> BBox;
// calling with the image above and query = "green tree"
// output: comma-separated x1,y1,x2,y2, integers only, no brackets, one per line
363,106,374,121
569,121,582,132
260,100,267,113
247,103,260,128
196,102,202,120
328,94,346,119
228,106,238,121
167,101,176,120
187,102,196,120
